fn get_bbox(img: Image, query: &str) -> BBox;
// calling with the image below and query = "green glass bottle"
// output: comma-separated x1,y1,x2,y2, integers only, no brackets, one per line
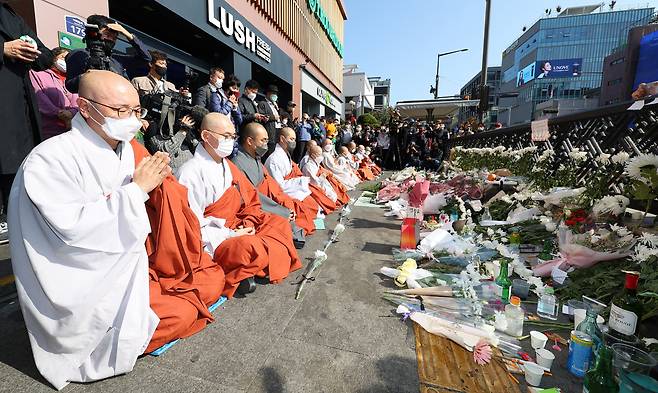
495,259,512,304
608,271,643,342
583,345,618,393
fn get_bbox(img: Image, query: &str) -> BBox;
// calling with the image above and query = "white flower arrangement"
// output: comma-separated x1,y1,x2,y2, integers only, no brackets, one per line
633,233,658,263
625,153,658,182
596,153,611,165
611,151,630,164
592,195,630,217
569,148,588,162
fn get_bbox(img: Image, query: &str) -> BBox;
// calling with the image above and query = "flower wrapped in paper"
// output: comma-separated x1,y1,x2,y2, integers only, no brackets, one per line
532,226,633,278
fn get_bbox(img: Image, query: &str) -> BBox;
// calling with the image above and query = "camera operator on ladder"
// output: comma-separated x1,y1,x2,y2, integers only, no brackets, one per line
65,14,151,93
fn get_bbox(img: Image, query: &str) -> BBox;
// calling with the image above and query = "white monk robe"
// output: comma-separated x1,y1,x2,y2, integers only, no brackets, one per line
338,154,359,170
176,146,235,256
8,114,159,390
265,144,311,201
299,155,338,203
322,151,359,190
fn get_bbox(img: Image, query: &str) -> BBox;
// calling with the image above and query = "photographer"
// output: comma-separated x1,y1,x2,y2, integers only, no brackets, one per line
144,105,208,172
131,50,176,95
65,14,151,93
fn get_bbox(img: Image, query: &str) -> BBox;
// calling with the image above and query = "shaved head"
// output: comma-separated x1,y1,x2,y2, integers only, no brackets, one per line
201,112,234,134
339,146,349,155
77,70,140,148
307,140,318,148
242,122,267,141
280,127,295,139
240,122,268,157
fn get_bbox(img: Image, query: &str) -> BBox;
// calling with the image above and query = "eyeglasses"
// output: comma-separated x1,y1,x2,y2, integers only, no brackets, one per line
204,129,236,140
82,97,147,119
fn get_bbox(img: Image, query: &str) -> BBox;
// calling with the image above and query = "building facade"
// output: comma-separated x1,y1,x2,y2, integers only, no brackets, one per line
367,76,391,111
343,64,375,118
498,6,654,125
600,23,658,107
15,0,346,119
457,66,501,126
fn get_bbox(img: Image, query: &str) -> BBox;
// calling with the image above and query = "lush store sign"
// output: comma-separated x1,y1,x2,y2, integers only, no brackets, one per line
207,0,272,63
307,0,344,58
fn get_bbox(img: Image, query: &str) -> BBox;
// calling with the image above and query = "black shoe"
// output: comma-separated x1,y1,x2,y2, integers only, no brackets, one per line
0,221,7,246
236,277,256,295
293,240,305,250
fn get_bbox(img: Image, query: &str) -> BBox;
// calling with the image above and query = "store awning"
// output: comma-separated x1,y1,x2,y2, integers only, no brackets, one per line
395,98,479,118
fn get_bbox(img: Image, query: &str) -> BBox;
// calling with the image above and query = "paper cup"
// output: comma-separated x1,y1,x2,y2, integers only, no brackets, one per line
530,331,548,350
535,348,555,370
523,362,544,387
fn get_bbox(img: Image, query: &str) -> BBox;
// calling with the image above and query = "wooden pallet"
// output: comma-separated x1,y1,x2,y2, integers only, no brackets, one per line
413,322,521,393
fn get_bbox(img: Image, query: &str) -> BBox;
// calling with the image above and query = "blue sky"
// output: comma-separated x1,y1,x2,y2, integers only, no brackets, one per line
343,0,658,104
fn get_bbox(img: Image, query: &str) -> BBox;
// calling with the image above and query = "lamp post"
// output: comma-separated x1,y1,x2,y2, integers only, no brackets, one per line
433,48,469,99
477,0,492,123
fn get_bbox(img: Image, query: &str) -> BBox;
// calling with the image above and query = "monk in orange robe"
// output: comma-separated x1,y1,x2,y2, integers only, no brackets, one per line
130,141,225,353
177,114,301,298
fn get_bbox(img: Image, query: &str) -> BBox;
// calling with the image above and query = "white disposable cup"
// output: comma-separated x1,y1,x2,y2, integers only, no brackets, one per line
523,362,544,387
535,348,555,370
573,309,605,329
530,331,548,350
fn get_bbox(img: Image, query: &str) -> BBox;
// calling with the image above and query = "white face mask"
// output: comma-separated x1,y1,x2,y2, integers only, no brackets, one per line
314,155,324,164
323,145,332,152
88,102,141,142
55,58,67,73
210,137,234,158
270,94,278,103
247,92,257,101
214,79,223,89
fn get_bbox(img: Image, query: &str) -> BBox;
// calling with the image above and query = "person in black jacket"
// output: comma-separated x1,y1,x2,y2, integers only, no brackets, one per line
65,14,151,93
238,79,267,127
193,66,224,110
257,84,281,159
0,1,52,235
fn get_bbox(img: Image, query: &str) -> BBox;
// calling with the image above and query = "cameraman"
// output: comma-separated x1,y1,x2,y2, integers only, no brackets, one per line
65,14,151,93
131,50,176,95
144,105,208,172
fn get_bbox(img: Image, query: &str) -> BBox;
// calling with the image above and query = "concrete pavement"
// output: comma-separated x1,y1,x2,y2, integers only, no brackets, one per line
0,184,419,393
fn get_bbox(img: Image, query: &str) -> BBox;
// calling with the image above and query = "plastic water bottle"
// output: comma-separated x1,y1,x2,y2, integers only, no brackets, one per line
537,287,558,320
505,296,524,336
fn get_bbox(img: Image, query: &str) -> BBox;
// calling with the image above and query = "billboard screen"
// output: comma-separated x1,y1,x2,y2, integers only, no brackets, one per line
634,31,658,90
516,62,536,87
535,58,582,79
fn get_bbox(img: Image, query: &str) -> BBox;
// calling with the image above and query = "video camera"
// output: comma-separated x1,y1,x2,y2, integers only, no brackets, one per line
140,90,194,138
83,24,112,71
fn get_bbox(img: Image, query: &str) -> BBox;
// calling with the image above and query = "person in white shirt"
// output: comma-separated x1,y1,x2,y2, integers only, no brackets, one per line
9,70,169,390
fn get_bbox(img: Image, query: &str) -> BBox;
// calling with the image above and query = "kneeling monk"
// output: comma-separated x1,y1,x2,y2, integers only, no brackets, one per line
9,71,163,390
177,113,301,297
300,144,349,206
231,122,317,240
265,127,337,215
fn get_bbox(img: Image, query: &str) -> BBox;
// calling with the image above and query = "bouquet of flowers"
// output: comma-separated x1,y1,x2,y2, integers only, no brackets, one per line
532,225,634,278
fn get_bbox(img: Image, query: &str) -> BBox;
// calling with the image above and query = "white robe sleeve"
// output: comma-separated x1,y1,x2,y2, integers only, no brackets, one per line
266,155,311,200
23,154,151,254
177,162,234,256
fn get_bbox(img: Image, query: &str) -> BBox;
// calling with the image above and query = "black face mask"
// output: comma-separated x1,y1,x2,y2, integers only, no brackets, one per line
103,39,116,55
154,65,167,77
255,143,268,157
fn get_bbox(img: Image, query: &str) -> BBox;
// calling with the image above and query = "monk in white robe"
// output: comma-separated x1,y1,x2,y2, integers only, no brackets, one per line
265,127,336,214
300,145,338,203
8,71,169,390
321,139,359,190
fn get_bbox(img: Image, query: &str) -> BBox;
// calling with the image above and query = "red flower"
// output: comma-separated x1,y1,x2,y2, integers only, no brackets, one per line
565,219,576,227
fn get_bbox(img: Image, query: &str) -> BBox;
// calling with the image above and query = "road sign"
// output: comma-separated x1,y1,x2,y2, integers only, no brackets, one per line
58,31,85,50
65,15,85,38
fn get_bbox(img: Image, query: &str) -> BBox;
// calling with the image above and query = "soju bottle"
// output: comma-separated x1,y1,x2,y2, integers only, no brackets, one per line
583,345,618,393
495,260,512,304
608,271,642,341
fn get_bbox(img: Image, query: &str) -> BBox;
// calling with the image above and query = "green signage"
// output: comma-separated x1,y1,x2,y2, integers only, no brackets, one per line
307,0,344,58
58,31,85,50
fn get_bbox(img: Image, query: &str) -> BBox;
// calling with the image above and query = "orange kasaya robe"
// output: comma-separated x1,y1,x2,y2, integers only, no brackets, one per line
131,141,225,354
287,162,337,214
257,167,318,236
318,166,350,206
354,157,375,181
204,160,302,297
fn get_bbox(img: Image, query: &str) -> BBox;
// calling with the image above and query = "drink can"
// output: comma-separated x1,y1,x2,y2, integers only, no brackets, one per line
567,330,593,377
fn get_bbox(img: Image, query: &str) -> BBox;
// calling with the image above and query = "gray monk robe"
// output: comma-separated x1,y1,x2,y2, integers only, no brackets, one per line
231,147,306,245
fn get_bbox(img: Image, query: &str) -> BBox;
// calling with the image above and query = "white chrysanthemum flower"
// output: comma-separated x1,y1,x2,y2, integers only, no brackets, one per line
487,228,495,236
611,151,630,164
314,250,328,261
592,195,630,216
596,153,611,165
333,223,346,236
569,148,588,162
545,222,557,232
625,153,658,181
639,233,658,246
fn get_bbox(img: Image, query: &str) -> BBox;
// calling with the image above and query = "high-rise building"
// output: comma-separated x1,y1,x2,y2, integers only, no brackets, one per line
367,76,392,111
498,5,654,125
458,67,501,126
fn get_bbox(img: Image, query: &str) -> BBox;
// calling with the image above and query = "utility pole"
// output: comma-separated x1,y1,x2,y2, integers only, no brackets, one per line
432,48,468,99
478,0,492,124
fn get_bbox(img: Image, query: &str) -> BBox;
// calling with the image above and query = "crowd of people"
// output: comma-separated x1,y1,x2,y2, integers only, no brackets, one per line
0,8,391,390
